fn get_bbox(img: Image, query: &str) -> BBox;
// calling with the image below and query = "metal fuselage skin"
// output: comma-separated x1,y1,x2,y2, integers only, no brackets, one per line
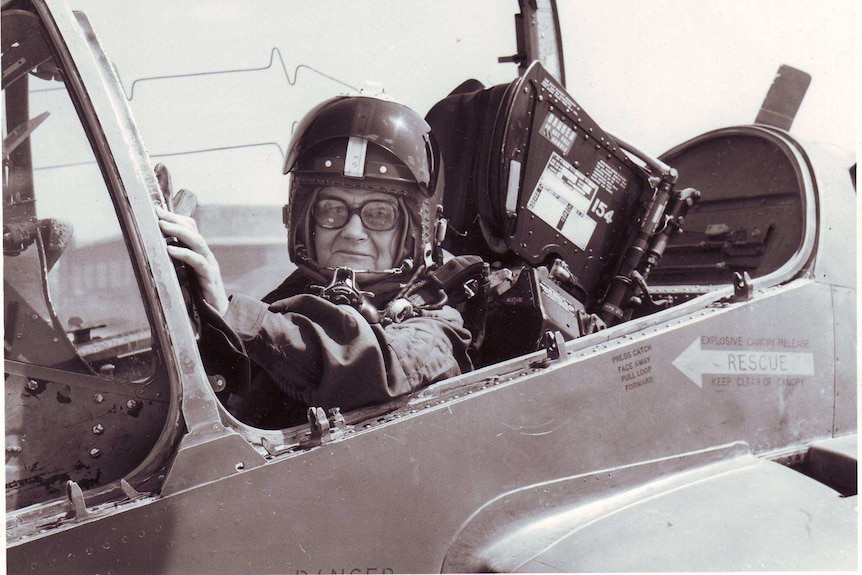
5,1,856,573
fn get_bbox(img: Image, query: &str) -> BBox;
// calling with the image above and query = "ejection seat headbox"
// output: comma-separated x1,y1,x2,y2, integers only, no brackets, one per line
428,62,651,309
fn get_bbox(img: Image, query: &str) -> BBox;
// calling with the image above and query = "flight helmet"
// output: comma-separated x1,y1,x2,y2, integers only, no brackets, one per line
283,93,444,287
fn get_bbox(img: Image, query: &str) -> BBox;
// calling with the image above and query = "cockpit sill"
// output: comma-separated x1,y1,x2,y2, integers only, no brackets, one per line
219,279,816,457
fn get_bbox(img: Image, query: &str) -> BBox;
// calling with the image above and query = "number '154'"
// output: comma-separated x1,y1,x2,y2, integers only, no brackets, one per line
591,198,615,224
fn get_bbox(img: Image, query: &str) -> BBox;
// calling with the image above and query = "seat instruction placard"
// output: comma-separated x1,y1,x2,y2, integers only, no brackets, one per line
526,151,599,250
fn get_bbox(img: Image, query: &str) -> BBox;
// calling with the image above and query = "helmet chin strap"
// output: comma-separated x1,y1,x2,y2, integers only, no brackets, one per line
319,262,413,279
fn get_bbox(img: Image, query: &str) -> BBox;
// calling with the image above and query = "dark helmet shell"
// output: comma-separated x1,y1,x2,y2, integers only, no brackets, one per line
283,94,444,283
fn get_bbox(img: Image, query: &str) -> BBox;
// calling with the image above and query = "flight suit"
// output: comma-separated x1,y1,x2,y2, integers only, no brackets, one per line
223,274,473,427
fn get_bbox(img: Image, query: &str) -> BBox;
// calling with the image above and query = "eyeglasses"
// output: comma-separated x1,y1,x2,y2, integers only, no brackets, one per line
312,197,400,232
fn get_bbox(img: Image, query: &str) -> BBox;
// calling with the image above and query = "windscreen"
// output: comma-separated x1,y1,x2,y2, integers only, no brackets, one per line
68,0,520,298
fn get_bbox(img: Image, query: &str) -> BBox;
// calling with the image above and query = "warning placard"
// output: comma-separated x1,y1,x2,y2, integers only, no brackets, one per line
592,159,628,196
673,336,814,389
526,152,598,250
539,112,576,155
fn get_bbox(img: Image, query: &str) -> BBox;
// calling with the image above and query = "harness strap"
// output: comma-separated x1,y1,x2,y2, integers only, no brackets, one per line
384,255,486,323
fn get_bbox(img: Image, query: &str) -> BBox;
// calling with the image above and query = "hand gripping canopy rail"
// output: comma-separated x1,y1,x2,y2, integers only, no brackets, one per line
427,62,698,364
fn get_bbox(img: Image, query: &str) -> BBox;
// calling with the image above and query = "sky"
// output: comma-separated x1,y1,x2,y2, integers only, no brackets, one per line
559,1,855,155
66,0,855,209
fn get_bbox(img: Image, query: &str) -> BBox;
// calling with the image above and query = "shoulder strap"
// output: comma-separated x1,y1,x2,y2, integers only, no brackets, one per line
384,255,487,323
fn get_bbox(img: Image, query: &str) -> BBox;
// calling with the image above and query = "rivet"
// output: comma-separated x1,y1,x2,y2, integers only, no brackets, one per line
92,424,105,435
379,165,388,174
324,159,332,168
127,400,138,410
26,379,40,391
90,448,102,458
94,393,104,403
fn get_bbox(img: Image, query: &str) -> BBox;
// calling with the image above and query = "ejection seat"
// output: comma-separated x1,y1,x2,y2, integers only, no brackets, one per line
426,62,688,367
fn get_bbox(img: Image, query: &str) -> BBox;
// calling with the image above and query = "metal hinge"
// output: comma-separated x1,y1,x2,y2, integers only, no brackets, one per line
120,478,149,500
299,407,347,448
723,271,754,303
64,480,92,522
531,330,567,368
